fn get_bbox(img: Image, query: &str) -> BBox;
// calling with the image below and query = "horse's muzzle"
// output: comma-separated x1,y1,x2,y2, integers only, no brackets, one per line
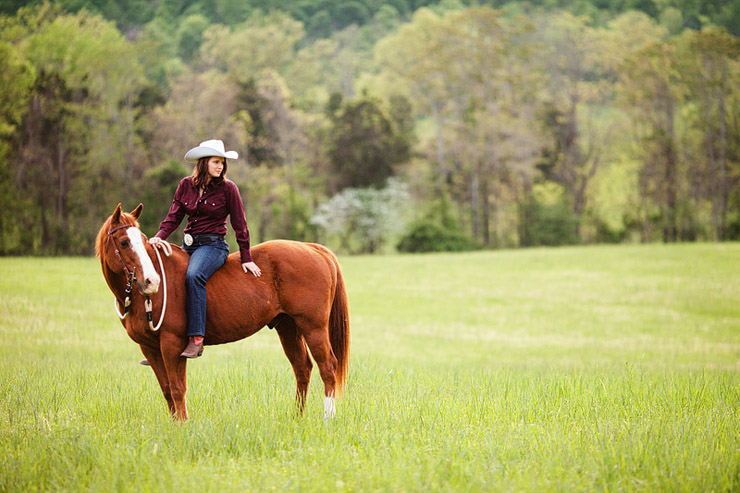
137,274,161,295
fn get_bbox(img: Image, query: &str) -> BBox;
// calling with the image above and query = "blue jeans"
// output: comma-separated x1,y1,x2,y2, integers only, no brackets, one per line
183,239,229,337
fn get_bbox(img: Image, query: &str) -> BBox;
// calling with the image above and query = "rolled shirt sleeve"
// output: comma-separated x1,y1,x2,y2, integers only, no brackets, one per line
155,178,188,240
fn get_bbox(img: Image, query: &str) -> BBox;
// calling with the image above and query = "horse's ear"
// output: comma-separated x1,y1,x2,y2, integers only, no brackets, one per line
130,203,143,220
111,203,122,224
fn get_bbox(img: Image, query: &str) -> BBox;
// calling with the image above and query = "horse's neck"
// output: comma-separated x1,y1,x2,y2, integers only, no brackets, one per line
154,246,189,278
148,246,189,301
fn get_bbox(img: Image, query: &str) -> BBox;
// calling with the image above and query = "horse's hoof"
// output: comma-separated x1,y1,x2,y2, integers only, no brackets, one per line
140,359,150,366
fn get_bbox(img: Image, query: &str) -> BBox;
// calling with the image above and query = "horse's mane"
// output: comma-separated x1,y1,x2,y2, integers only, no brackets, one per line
95,212,140,259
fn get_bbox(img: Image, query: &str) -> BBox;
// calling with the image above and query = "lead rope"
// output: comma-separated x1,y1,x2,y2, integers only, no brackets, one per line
145,241,172,332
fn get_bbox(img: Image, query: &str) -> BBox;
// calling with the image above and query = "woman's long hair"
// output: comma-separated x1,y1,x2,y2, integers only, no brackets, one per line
191,157,228,189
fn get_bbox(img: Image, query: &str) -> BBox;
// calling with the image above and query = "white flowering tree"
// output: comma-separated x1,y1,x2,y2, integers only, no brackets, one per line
311,178,411,254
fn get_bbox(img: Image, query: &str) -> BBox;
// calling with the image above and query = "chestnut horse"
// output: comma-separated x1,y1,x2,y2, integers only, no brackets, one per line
95,204,349,421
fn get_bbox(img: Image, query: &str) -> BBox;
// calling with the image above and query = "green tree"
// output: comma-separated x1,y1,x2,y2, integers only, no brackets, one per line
334,1,370,29
375,7,461,188
535,12,617,238
0,41,34,253
519,182,580,247
148,67,246,168
137,159,189,237
376,7,540,246
282,37,339,109
199,11,304,84
679,26,740,240
176,13,209,61
619,40,685,242
8,9,145,254
327,94,410,191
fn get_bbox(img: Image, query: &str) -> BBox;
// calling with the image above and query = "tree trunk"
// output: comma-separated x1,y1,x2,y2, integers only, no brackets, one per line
432,102,449,191
663,93,678,243
518,178,533,247
708,130,719,241
481,174,491,247
717,74,728,240
125,90,135,195
56,126,68,253
470,169,479,239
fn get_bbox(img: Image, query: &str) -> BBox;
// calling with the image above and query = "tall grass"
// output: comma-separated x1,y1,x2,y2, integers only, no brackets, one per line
1,243,739,491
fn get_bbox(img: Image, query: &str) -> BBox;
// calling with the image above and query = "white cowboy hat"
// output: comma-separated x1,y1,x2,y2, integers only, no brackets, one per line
184,139,239,163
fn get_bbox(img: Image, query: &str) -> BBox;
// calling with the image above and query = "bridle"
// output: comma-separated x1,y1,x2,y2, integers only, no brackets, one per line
107,223,137,317
106,223,171,332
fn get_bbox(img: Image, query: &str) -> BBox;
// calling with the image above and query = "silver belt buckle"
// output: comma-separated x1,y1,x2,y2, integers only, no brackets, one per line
183,233,193,246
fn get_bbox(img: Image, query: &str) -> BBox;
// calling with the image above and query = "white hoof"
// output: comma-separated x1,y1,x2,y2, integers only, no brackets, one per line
323,394,336,420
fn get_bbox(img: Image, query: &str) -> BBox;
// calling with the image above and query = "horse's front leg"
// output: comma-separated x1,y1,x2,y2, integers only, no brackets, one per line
160,334,189,422
140,345,175,416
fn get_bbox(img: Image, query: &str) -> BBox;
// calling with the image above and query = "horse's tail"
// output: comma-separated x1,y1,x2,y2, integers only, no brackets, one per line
329,257,350,396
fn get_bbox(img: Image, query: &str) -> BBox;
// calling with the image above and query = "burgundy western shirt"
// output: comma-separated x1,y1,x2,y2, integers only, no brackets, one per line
155,177,253,263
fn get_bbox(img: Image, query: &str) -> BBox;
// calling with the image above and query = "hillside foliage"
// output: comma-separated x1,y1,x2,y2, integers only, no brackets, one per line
1,0,739,254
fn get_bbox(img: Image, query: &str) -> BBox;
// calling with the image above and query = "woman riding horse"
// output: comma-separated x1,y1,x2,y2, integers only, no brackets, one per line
149,139,261,359
96,205,349,421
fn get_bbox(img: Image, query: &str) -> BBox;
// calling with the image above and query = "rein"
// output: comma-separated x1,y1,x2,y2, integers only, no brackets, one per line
108,223,171,332
145,242,171,332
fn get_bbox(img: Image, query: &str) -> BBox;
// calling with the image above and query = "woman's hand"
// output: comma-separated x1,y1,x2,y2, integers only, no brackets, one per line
148,236,172,256
242,261,262,277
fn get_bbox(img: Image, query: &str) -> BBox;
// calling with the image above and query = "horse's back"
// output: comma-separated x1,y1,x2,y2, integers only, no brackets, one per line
208,240,337,318
257,239,338,287
254,239,337,259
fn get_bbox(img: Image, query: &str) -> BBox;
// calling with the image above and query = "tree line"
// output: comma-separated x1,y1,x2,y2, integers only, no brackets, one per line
0,1,739,255
2,0,738,37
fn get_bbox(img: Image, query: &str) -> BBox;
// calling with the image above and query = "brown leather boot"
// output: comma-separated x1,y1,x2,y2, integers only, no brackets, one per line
180,338,204,358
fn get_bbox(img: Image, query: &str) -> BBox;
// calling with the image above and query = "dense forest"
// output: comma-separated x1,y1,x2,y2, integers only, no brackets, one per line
0,0,739,255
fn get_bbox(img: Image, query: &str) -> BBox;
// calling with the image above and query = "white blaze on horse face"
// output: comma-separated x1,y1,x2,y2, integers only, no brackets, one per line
324,393,336,420
126,227,160,294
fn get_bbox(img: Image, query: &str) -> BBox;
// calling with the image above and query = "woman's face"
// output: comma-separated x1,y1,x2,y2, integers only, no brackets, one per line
206,156,225,179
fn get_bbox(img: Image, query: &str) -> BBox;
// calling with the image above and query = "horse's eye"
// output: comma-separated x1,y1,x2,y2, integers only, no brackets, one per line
120,239,130,248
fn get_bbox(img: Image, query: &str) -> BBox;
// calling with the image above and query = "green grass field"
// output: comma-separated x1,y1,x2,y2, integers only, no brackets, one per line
1,243,740,491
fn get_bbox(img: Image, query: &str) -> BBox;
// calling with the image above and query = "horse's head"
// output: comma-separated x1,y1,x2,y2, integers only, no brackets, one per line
96,203,161,296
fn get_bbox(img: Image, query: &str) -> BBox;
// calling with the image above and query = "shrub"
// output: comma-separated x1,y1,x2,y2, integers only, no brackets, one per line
519,182,579,247
397,219,479,253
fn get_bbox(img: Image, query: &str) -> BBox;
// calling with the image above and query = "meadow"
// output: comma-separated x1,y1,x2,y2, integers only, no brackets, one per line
1,243,739,491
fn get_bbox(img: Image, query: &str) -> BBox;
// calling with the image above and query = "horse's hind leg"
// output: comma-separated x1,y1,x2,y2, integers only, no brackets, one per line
275,316,313,414
297,320,338,419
